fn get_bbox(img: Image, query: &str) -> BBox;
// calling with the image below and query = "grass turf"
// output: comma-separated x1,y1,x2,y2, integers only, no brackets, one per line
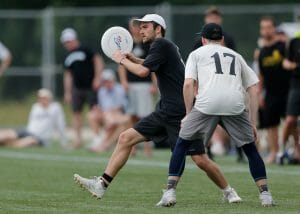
0,146,299,214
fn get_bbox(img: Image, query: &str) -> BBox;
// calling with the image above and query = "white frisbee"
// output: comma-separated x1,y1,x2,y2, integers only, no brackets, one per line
101,26,133,58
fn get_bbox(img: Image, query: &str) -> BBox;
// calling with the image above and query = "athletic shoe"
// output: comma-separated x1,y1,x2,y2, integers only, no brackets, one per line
156,188,176,207
74,174,106,199
223,188,242,203
259,191,274,207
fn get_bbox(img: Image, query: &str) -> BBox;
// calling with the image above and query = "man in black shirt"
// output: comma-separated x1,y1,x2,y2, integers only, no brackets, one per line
281,36,300,164
193,6,236,51
74,14,240,204
258,16,291,163
118,18,157,156
61,28,104,148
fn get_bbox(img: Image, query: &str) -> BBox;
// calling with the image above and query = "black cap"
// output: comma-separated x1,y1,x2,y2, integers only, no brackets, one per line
199,23,223,40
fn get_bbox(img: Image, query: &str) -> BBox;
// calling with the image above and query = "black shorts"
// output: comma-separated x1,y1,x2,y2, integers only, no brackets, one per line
260,94,287,128
286,89,300,116
16,129,44,146
134,111,205,155
72,88,97,112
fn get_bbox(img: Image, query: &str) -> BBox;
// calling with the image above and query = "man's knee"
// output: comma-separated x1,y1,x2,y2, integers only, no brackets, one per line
191,154,210,169
118,128,142,147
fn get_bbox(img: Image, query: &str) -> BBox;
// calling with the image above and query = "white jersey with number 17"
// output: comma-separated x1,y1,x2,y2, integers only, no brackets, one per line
185,43,259,115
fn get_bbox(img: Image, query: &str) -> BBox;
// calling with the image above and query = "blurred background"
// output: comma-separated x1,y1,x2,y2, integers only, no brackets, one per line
0,0,299,126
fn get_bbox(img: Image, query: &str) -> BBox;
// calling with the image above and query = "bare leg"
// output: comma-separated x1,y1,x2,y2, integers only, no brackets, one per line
73,112,82,148
0,129,18,144
191,154,228,189
87,108,102,137
266,126,279,163
282,116,297,149
104,128,146,177
9,136,39,148
144,141,153,157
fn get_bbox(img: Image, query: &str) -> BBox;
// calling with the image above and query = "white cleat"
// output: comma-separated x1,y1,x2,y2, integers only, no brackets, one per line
259,191,274,207
156,188,176,207
74,174,106,199
223,188,242,203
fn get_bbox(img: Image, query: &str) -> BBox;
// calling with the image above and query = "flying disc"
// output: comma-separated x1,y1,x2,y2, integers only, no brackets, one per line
101,26,133,58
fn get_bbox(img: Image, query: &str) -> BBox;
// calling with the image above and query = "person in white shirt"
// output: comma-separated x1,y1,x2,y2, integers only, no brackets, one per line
0,88,66,148
157,23,274,207
0,41,12,76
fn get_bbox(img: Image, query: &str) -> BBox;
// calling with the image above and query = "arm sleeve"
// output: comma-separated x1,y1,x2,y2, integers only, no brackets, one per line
185,52,198,80
142,40,166,72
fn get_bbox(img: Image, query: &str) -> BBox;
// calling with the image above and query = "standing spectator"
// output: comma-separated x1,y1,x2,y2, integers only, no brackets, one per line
87,69,131,152
118,18,157,156
258,16,291,163
281,35,300,164
193,6,236,51
0,88,66,148
0,41,12,76
61,28,104,148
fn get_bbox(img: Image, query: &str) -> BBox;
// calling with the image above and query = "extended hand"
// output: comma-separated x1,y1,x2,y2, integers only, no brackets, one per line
112,51,126,64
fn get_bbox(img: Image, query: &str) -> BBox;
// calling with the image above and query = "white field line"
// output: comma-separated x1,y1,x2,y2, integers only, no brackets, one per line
0,150,299,176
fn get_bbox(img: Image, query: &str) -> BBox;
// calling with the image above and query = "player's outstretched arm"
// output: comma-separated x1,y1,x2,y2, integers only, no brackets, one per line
112,51,150,78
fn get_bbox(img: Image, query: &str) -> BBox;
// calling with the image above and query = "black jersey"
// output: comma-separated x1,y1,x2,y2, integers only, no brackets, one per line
63,46,95,89
126,42,151,82
143,38,185,117
287,37,300,89
258,41,290,95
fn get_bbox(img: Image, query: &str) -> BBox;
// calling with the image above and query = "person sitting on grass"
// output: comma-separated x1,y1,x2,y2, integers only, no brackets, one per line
87,69,131,152
0,88,67,148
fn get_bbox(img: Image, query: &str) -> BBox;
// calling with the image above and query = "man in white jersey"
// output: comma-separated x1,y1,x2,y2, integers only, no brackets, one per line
0,41,12,76
0,88,66,148
157,23,274,207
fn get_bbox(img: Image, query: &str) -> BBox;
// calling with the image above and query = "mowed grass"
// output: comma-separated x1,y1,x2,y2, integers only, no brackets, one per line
0,146,299,214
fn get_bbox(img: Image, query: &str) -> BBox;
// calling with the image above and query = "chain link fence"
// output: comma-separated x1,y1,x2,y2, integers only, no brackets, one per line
0,3,299,99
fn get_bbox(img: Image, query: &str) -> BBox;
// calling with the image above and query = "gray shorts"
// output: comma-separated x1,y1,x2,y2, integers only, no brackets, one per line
16,129,45,146
179,108,254,147
127,83,154,118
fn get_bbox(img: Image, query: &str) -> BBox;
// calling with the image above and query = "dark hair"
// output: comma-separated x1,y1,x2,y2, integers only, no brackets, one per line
129,17,139,27
205,6,222,17
152,22,166,37
260,15,276,26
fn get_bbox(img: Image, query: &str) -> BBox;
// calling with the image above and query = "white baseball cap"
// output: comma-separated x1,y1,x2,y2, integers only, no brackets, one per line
60,28,77,43
37,88,53,99
102,69,116,81
134,14,167,30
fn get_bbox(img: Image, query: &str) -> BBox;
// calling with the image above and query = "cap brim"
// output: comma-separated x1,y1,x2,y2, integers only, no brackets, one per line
133,18,154,24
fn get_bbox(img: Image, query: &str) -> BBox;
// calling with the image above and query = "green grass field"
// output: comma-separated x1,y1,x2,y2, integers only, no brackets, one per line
0,146,299,214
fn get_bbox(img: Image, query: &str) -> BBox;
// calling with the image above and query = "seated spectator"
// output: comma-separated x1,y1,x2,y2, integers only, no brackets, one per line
87,69,131,152
0,88,67,148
